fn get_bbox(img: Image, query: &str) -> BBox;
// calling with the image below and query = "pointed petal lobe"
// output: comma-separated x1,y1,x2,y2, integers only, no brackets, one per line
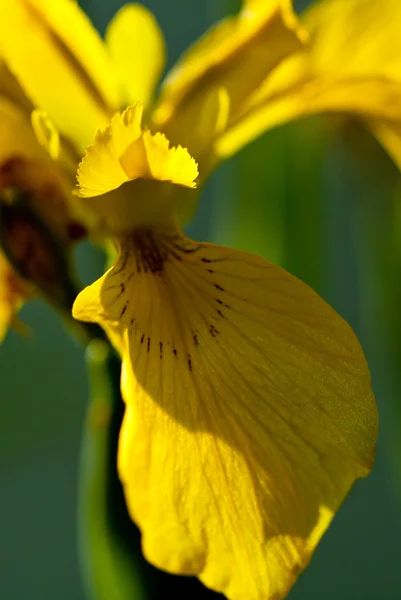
106,4,166,108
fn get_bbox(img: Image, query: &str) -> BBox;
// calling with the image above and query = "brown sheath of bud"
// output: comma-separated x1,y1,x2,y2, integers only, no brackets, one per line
0,200,72,304
0,157,87,243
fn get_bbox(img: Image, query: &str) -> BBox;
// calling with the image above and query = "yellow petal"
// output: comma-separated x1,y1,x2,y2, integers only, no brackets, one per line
368,118,401,171
217,75,401,159
300,0,401,80
29,106,81,178
105,3,166,108
77,104,197,196
31,109,60,160
75,105,198,234
73,231,377,600
217,0,401,160
0,0,121,149
0,96,44,163
152,0,306,165
0,61,33,114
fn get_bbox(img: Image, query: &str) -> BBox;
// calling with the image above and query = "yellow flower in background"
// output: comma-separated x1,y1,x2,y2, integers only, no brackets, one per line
218,0,401,163
72,103,378,600
151,0,307,169
0,0,305,166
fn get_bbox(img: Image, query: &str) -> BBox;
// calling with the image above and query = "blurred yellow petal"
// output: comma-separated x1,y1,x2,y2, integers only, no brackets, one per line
217,75,401,159
298,0,401,80
0,97,44,162
105,3,166,108
156,0,305,120
217,0,401,160
153,0,306,164
73,232,377,600
368,118,401,172
0,61,33,114
0,0,121,149
31,109,60,160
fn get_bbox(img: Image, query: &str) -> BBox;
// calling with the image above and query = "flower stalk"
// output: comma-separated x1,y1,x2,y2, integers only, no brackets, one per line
78,339,146,600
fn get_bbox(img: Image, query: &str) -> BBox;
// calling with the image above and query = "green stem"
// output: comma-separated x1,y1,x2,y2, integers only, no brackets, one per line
78,340,147,600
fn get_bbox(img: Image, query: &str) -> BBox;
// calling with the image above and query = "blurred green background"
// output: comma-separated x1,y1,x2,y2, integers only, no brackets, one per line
1,1,401,598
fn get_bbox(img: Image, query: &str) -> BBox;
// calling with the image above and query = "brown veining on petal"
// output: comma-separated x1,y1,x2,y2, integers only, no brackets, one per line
103,229,239,373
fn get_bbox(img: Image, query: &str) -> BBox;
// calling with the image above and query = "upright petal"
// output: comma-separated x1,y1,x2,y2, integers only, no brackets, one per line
31,109,60,160
73,231,377,600
216,0,401,161
75,104,198,234
105,4,166,109
0,0,121,149
152,0,306,166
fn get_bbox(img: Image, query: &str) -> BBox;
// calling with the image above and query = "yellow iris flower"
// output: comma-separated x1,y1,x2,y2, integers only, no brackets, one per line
71,103,376,600
1,0,401,336
222,0,401,163
0,1,380,599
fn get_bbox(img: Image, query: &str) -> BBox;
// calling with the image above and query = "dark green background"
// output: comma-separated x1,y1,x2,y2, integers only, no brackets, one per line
1,1,400,598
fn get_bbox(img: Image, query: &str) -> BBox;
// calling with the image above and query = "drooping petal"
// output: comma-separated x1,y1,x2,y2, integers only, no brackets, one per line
0,0,121,149
152,0,306,166
217,0,401,161
217,75,401,159
105,4,166,109
73,232,377,600
75,104,198,234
